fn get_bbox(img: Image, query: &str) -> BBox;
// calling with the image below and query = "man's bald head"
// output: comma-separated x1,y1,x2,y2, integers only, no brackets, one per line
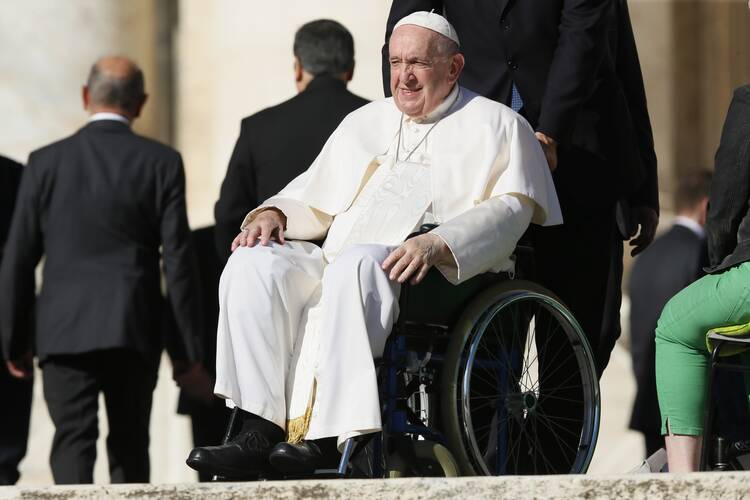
84,56,146,118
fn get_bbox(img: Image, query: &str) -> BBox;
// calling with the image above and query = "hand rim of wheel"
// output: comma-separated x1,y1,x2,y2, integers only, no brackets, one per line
441,280,601,476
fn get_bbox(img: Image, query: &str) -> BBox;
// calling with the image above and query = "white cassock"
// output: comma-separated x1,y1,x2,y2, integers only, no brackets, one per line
214,85,562,448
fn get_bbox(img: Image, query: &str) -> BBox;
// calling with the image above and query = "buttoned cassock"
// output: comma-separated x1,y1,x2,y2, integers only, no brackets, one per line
214,86,562,447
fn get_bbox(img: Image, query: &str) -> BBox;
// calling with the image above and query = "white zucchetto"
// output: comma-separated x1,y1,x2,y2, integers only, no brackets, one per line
393,10,460,47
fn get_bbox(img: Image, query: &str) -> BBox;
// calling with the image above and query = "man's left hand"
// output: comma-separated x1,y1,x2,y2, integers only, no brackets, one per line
381,233,452,285
6,351,33,380
628,206,659,256
173,361,215,405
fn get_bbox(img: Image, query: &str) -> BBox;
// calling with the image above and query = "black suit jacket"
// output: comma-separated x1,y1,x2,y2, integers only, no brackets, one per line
1,156,23,261
0,120,202,364
383,0,658,211
214,76,368,261
628,224,707,433
0,156,25,359
706,84,750,273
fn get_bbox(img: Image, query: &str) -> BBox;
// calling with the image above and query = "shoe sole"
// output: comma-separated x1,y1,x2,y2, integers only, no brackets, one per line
185,457,263,480
268,455,321,476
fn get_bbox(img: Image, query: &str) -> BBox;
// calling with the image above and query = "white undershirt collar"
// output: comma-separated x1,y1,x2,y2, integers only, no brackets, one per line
405,84,459,124
88,112,130,125
674,215,705,238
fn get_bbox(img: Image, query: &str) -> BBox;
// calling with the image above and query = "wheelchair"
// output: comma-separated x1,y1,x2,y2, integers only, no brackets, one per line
217,228,601,479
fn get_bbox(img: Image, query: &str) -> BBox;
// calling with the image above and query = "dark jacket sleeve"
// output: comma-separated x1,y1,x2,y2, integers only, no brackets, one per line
614,0,658,213
706,86,750,267
536,0,611,144
214,121,258,262
0,159,42,360
382,0,444,97
160,154,203,363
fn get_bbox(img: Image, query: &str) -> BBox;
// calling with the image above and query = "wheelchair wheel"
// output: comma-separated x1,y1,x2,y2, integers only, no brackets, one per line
441,280,600,476
387,441,460,478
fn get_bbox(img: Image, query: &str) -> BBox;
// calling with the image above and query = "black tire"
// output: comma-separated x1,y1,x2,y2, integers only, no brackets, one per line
441,280,600,476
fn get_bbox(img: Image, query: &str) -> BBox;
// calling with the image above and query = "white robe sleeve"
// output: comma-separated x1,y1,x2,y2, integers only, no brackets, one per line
431,194,534,285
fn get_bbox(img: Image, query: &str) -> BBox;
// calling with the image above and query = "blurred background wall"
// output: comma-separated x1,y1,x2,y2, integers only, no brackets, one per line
1,0,749,484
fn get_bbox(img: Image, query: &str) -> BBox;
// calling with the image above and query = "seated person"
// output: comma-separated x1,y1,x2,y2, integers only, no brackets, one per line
655,83,750,472
187,11,561,478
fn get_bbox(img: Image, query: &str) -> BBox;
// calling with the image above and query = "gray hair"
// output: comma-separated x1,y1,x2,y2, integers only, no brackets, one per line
293,19,355,76
432,34,459,57
86,59,145,110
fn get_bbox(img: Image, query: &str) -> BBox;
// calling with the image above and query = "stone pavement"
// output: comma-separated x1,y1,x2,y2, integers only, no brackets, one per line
3,473,750,499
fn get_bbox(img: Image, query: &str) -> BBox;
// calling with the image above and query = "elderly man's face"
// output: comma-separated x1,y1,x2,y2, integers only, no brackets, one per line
389,25,463,118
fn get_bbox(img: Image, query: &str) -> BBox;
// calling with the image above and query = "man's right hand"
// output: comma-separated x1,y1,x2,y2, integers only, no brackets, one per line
6,351,33,380
231,208,287,251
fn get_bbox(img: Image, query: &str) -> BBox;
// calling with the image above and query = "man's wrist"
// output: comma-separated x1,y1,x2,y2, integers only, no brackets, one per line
248,206,287,229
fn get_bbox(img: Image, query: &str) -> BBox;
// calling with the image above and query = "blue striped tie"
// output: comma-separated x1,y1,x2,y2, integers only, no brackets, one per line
510,84,523,112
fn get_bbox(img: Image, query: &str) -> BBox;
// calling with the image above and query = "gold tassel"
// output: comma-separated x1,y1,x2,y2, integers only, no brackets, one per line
285,379,317,444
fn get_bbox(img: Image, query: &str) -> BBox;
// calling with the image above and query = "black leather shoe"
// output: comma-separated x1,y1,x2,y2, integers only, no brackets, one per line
269,440,337,475
186,431,276,479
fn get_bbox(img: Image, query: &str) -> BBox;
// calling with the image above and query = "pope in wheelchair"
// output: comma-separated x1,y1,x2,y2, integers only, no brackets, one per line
187,11,590,479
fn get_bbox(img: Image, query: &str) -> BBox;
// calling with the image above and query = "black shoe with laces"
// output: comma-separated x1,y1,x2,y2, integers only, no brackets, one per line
186,430,277,479
268,438,340,475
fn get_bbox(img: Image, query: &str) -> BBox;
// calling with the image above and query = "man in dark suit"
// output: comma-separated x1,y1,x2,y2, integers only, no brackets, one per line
164,225,229,482
383,0,659,376
0,57,203,484
628,171,712,458
0,155,32,486
214,19,368,262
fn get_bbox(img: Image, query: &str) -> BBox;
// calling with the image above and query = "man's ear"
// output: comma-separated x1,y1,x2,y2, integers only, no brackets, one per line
699,196,710,225
132,94,148,119
344,62,355,82
448,53,465,84
293,57,303,83
82,86,90,111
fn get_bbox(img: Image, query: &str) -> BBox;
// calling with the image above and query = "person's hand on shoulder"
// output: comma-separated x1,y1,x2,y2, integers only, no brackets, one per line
231,208,287,251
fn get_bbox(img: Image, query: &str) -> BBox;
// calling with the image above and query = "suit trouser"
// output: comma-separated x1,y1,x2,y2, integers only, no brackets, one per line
531,146,620,376
0,367,32,485
186,400,231,482
41,349,158,484
529,146,620,472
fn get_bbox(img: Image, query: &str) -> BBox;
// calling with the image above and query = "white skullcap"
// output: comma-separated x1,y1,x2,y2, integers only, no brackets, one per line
393,10,460,47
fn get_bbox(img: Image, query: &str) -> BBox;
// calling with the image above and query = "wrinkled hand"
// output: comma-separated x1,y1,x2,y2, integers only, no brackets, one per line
6,351,33,380
381,233,452,285
231,208,287,251
535,132,558,172
628,206,659,257
173,361,215,405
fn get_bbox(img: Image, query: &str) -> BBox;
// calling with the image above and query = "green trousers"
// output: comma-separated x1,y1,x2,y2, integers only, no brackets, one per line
655,261,750,435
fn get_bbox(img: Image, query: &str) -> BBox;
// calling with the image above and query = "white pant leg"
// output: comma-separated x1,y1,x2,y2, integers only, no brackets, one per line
214,241,325,429
305,244,401,447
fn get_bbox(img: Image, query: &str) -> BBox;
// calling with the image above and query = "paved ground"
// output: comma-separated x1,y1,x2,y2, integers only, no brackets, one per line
16,300,645,484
